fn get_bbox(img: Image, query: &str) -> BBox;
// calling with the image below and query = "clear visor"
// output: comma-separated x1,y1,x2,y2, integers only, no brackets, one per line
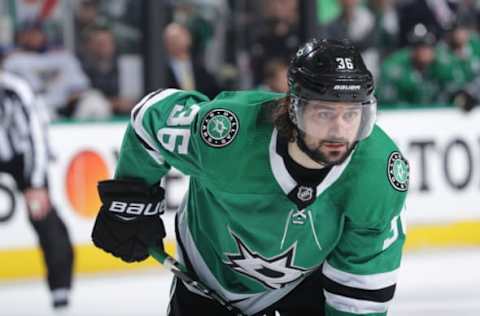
291,97,377,141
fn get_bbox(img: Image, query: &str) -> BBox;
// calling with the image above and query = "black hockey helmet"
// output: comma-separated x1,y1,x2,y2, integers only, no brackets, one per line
288,38,374,103
287,38,377,141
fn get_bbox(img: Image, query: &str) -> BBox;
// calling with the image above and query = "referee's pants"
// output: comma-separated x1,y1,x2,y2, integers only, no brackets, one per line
29,206,74,292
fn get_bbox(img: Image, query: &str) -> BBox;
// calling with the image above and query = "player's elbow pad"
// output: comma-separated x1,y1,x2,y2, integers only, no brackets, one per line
91,179,166,262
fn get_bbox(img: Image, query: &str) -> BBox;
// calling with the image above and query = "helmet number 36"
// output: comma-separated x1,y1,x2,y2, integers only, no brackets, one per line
336,57,354,70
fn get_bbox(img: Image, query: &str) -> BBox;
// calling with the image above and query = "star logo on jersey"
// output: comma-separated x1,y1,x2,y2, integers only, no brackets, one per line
224,233,307,289
387,151,409,192
201,109,239,148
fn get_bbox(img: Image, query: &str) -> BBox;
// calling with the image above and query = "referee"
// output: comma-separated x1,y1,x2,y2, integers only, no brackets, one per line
0,70,74,309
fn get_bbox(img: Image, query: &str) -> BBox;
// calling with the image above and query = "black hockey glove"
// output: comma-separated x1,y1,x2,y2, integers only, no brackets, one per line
91,179,166,263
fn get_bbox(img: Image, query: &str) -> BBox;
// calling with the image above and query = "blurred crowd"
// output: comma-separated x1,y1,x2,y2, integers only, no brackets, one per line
248,0,480,112
1,0,480,122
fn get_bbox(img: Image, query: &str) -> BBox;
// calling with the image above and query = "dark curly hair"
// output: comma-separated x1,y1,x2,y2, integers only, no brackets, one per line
267,96,296,142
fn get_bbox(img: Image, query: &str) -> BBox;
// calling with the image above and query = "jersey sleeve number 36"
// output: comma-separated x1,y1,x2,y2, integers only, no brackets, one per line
157,104,200,154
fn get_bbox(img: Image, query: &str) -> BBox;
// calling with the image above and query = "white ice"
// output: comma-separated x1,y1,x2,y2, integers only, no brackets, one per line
1,248,479,316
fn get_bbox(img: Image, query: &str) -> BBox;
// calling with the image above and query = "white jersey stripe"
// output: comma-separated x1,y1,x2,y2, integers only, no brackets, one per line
131,89,181,164
323,260,398,290
269,129,296,194
315,149,354,197
324,290,390,314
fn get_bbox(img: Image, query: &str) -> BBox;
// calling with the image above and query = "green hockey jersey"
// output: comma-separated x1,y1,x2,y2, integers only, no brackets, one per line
434,34,480,97
115,89,408,315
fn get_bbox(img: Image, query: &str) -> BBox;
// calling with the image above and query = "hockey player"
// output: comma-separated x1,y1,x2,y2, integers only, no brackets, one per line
0,70,74,309
92,39,409,315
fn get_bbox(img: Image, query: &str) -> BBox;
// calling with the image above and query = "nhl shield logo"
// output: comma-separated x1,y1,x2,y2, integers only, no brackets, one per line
297,186,314,202
201,109,239,148
387,151,409,192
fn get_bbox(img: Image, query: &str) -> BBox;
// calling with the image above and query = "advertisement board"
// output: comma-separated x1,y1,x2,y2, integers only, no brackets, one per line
1,108,479,278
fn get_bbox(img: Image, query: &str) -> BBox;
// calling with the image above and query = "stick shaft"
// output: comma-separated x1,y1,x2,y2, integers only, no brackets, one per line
148,247,246,316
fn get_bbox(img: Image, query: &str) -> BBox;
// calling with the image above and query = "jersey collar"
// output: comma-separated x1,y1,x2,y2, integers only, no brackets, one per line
269,129,353,197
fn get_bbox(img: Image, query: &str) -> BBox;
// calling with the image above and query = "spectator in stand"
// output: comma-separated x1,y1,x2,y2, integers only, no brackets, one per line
163,22,221,99
320,0,375,52
74,0,106,56
79,24,134,116
397,0,456,48
367,0,400,60
259,58,289,93
434,19,480,107
377,24,443,108
319,0,378,76
3,20,111,120
448,0,480,31
173,2,214,63
250,0,301,85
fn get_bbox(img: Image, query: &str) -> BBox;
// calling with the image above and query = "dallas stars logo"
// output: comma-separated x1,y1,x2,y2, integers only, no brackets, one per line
201,109,239,148
387,151,409,192
224,233,307,289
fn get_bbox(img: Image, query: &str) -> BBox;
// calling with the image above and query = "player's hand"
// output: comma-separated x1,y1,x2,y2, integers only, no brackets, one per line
91,179,166,262
452,89,478,112
24,188,51,220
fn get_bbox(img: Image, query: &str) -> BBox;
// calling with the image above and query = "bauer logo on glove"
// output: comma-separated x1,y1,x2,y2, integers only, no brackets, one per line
108,200,165,217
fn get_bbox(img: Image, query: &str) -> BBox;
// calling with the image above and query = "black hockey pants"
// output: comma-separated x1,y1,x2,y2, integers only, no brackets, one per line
167,268,326,316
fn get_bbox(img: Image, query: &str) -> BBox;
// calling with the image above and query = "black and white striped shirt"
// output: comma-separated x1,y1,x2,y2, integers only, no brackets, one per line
0,71,49,190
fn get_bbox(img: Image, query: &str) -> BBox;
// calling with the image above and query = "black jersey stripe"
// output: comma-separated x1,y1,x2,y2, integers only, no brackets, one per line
131,103,142,121
130,89,166,153
322,273,396,303
134,130,156,152
131,89,164,121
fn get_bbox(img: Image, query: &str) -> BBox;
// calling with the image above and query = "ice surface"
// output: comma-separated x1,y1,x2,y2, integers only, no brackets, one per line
1,249,479,316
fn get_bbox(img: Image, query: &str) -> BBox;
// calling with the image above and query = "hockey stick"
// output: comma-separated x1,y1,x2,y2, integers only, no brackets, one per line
148,246,246,316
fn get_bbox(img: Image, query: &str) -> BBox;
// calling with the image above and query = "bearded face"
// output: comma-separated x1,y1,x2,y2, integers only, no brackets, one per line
296,100,362,165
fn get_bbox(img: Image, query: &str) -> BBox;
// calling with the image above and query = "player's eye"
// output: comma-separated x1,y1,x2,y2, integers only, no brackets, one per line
315,110,335,120
343,110,360,122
